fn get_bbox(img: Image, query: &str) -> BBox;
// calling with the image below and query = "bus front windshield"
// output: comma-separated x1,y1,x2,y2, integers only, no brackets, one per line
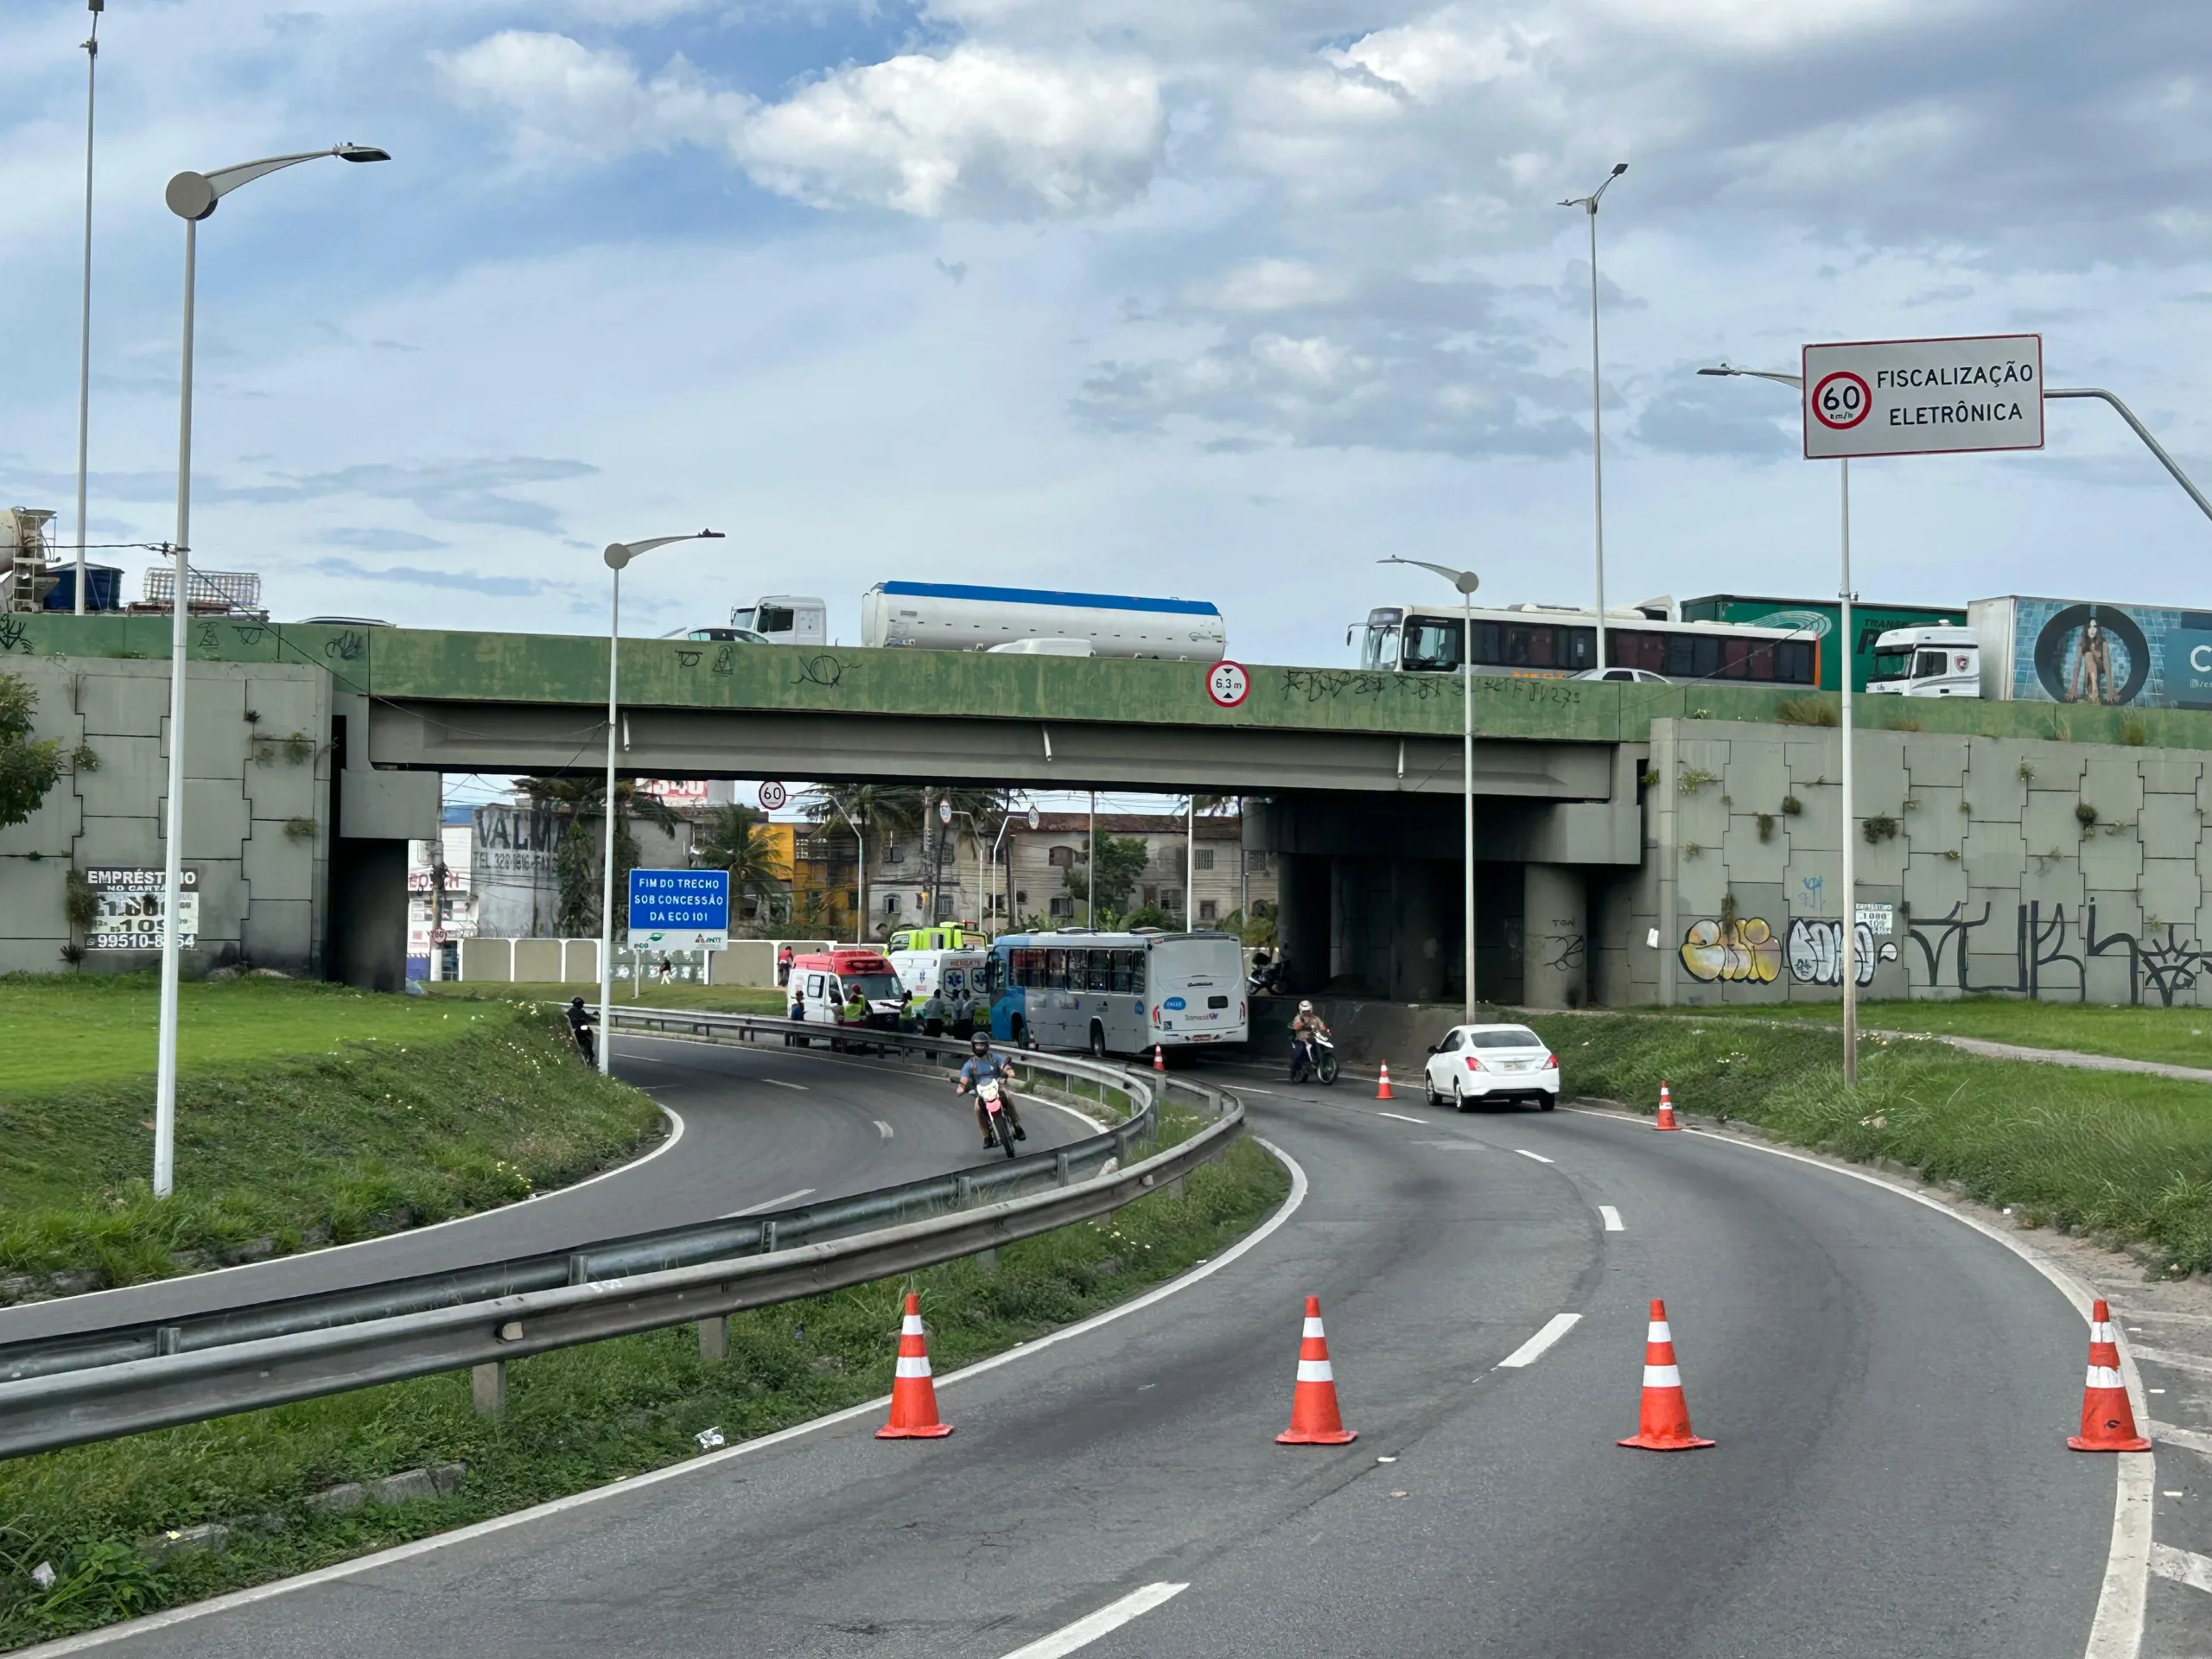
1362,616,1402,671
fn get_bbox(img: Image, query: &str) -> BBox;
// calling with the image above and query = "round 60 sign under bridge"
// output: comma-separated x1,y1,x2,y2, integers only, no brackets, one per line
1207,660,1250,708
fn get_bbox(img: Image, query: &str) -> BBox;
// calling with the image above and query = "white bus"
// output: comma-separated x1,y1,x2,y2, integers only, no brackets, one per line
986,930,1248,1058
1354,601,1820,687
862,582,1226,660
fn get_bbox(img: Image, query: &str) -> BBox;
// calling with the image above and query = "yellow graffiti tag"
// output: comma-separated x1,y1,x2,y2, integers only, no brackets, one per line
1681,918,1782,984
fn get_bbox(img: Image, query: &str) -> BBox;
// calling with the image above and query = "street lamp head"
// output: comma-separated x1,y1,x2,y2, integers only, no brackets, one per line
335,143,391,163
1697,365,1735,377
1611,162,1628,176
165,172,218,222
602,542,632,570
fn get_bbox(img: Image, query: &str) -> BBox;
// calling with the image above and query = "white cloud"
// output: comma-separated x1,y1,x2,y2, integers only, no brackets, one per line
433,31,742,162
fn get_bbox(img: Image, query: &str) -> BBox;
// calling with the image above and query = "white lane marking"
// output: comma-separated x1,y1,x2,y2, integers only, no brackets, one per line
32,1143,1310,1656
763,1078,810,1091
2151,1420,2212,1459
874,1120,894,1140
1599,1205,1624,1232
1496,1313,1582,1370
1376,1111,1424,1124
2151,1542,2212,1596
618,1054,673,1065
996,1582,1190,1659
1514,1148,1554,1164
1560,1104,2152,1659
721,1187,816,1219
0,1106,686,1329
2129,1344,2212,1377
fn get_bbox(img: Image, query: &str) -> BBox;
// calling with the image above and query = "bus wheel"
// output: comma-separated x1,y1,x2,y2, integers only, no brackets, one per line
1090,1020,1107,1058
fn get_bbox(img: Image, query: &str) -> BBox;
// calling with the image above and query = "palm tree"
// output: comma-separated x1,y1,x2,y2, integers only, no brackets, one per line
514,775,685,937
691,804,791,931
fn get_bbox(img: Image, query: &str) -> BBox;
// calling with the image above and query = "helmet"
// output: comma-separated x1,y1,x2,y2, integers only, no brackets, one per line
1298,1000,1313,1012
570,995,586,1007
970,1034,991,1053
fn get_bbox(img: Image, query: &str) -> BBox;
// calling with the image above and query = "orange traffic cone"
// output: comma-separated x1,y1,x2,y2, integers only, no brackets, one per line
2068,1299,2151,1452
1276,1295,1357,1445
1154,1046,1166,1072
1618,1299,1714,1451
875,1293,954,1440
1656,1082,1681,1131
1376,1063,1394,1101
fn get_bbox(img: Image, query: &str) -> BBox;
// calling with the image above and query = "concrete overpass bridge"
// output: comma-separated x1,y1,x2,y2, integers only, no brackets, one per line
10,613,2210,1013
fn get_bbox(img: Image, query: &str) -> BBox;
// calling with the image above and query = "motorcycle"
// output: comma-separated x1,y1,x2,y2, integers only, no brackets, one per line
976,1077,1020,1159
1291,1031,1339,1086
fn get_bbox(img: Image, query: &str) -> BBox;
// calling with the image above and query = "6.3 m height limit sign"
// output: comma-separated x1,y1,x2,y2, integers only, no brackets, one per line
1802,334,2043,460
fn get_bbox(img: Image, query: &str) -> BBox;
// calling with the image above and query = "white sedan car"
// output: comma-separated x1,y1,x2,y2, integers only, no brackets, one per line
1422,1024,1560,1111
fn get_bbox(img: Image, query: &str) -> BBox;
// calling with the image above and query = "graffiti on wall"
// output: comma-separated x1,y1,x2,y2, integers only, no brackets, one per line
1784,918,1899,986
1905,900,2212,1006
1681,918,1781,983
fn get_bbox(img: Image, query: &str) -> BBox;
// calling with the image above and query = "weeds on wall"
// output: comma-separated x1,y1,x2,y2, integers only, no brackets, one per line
1862,814,1900,844
1781,795,1803,817
1677,767,1718,794
1775,696,1840,727
2121,717,2150,747
2076,802,2100,831
1756,812,1776,842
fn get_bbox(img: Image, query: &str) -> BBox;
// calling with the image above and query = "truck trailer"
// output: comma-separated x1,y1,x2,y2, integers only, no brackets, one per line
861,582,1225,660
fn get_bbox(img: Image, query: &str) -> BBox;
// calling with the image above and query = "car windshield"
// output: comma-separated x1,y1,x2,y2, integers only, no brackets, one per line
840,974,900,1001
1468,1027,1545,1050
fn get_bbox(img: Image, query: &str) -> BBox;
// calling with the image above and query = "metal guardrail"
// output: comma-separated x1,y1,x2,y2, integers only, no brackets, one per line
0,1013,1245,1459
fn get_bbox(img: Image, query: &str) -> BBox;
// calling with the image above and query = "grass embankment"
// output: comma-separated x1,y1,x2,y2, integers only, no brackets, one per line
1527,1009,2212,1276
1681,995,2212,1071
0,1127,1285,1649
0,977,659,1293
425,982,788,1016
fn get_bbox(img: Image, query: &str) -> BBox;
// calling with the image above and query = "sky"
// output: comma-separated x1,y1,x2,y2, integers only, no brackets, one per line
4,0,2212,681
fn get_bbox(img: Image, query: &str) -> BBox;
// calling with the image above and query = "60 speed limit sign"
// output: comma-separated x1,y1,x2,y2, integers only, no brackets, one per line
1206,660,1250,708
756,780,787,811
1810,371,1871,432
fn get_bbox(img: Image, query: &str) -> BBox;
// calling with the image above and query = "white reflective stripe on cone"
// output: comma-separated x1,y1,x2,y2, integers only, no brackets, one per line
1302,1319,1325,1338
2091,1322,2116,1344
2086,1366,2127,1389
1648,1323,1672,1344
901,1316,926,1335
1643,1365,1682,1389
894,1357,934,1379
1296,1360,1335,1383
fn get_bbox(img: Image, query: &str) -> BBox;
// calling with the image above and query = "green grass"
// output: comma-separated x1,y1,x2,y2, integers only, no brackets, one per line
0,976,488,1095
0,1131,1286,1649
1528,1010,2212,1278
425,982,790,1016
1673,996,2212,1071
0,980,659,1290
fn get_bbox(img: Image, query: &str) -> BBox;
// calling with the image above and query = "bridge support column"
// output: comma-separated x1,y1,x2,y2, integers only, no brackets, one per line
1274,853,1329,995
1523,865,1589,1009
1391,860,1446,1004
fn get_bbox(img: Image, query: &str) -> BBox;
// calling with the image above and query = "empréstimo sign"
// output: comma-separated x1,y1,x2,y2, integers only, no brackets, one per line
1802,334,2044,460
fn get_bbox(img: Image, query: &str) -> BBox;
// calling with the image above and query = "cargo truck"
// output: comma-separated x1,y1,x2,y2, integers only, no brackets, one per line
1862,597,2212,707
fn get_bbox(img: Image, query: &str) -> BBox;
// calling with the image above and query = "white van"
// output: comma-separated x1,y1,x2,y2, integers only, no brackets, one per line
889,948,987,1004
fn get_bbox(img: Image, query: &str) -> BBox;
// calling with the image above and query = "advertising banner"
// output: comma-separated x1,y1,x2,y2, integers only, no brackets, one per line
86,867,200,950
1990,597,2212,709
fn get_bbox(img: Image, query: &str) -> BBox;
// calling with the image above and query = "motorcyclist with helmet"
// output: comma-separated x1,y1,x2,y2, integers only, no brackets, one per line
566,995,597,1065
1289,999,1331,1084
953,1033,1026,1150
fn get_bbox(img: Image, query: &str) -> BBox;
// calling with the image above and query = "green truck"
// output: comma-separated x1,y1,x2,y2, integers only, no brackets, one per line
1678,594,1965,694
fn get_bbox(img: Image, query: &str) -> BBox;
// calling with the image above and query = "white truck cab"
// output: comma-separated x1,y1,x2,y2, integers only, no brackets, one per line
1866,625,1980,697
729,597,828,647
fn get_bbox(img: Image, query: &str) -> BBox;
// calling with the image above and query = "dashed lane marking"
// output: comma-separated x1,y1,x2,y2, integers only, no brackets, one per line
1497,1313,1582,1370
874,1120,894,1140
1599,1205,1624,1231
1514,1149,1554,1165
2151,1542,2212,1596
2152,1420,2212,1459
1376,1111,1425,1124
721,1187,816,1218
997,1582,1191,1659
763,1078,810,1091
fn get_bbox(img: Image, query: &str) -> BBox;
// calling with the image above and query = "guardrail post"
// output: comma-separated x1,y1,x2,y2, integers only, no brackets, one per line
955,1174,974,1208
1167,1175,1185,1202
472,1361,506,1416
155,1325,182,1357
760,1220,778,1254
1054,1151,1071,1186
976,1245,998,1273
698,1316,728,1363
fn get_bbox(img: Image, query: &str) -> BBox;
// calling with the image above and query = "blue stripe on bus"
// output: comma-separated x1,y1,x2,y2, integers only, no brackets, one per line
875,582,1220,619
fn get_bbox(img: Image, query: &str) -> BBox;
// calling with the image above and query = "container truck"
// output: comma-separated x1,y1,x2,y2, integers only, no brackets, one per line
1967,596,2212,709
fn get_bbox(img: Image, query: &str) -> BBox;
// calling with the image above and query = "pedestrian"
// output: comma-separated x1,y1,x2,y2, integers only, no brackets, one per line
777,944,795,987
919,987,948,1038
950,986,976,1041
657,952,673,988
786,982,806,1047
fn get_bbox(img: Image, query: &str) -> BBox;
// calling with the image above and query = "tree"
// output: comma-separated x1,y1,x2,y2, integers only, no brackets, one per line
1064,832,1149,917
513,775,684,937
691,804,792,931
0,673,64,832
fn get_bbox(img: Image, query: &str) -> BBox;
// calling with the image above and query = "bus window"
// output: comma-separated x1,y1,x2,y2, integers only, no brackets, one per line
986,955,1004,995
1469,620,1501,664
1084,950,1111,993
1045,949,1068,990
1402,615,1463,671
1109,949,1141,994
1778,641,1814,683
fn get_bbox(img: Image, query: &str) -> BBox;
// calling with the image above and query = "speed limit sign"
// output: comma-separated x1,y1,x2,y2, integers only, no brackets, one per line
757,780,787,811
1206,660,1251,709
1810,370,1871,432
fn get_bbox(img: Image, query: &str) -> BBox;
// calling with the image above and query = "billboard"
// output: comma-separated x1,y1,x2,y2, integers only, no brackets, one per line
1975,596,2212,709
86,867,200,950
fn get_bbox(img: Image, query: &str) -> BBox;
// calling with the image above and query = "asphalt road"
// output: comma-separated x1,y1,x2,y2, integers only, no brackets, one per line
0,1031,1095,1344
69,1059,2119,1658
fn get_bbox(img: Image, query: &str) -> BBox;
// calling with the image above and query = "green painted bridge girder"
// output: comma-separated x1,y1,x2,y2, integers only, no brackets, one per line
8,613,2212,753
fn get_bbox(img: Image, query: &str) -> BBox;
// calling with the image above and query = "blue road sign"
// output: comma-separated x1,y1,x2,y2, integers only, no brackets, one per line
628,868,729,936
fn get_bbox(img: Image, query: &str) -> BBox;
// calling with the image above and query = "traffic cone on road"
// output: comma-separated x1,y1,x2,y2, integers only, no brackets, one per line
875,1293,954,1440
1376,1063,1394,1101
1154,1046,1166,1072
2068,1299,2151,1452
1276,1295,1357,1445
1618,1299,1714,1451
1656,1082,1681,1131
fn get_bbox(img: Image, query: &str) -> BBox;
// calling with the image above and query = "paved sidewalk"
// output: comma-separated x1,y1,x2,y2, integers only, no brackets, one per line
1885,1031,2212,1087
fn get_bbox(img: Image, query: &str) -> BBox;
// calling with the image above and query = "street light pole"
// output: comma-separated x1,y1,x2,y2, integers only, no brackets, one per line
156,141,388,1198
73,0,103,616
599,531,724,1073
1383,557,1481,1021
1695,364,1858,1083
1560,162,1628,671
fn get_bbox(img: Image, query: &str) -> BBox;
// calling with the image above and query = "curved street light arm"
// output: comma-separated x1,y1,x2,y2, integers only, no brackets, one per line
605,530,725,569
2044,388,2212,526
1696,363,1803,391
1379,555,1480,594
